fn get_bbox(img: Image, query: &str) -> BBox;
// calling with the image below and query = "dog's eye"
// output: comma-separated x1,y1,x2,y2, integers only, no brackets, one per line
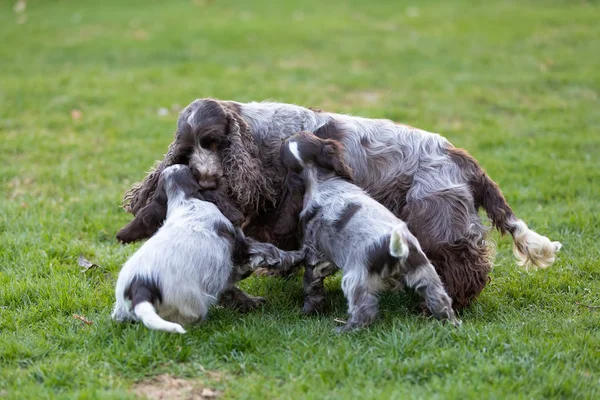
199,136,221,151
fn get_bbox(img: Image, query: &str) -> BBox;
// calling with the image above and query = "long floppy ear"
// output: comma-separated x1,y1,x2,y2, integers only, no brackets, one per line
220,104,277,212
122,99,227,215
122,140,178,215
122,101,203,215
117,178,168,243
316,139,354,181
199,186,245,226
273,171,305,237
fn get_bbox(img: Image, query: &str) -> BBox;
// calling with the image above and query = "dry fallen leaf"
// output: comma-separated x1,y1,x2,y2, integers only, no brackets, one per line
78,255,99,273
70,109,82,120
73,314,93,325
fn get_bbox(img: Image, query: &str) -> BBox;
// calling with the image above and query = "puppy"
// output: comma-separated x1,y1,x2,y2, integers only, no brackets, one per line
112,164,304,333
280,131,460,331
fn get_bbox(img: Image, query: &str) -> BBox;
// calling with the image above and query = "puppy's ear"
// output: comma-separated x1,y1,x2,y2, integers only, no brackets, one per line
116,183,168,243
273,171,305,237
316,139,354,180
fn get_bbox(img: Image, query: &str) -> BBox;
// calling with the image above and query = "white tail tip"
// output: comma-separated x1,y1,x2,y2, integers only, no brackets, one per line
134,302,187,334
390,227,409,260
511,220,562,269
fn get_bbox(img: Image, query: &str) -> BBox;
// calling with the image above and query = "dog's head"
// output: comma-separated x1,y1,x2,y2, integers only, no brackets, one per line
123,99,276,216
281,131,353,180
159,164,200,200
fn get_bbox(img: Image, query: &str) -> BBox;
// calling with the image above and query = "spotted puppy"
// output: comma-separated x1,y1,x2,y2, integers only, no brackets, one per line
280,131,460,331
112,164,304,334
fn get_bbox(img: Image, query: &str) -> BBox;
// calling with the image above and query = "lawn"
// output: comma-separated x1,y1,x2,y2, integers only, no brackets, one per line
1,0,599,398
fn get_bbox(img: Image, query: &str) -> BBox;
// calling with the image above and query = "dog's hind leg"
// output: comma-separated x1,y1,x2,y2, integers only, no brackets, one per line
338,268,379,332
401,188,491,310
402,234,461,326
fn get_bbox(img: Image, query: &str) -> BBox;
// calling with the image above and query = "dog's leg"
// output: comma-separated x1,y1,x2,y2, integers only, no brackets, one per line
303,263,327,315
402,234,461,326
400,189,491,310
338,268,379,332
218,285,266,313
246,239,306,272
302,245,337,314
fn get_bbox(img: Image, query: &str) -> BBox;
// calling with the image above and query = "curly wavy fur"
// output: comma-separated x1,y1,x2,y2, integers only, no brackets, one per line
121,99,561,309
123,99,276,216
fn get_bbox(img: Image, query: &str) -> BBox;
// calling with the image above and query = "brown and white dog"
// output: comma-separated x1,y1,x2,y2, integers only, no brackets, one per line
120,98,561,309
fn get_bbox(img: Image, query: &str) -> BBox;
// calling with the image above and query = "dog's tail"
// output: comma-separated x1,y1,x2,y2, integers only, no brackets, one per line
389,225,410,261
127,277,186,334
450,147,562,268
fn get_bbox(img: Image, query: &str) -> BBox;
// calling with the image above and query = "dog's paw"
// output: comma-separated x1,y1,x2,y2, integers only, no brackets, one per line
302,298,327,315
236,296,267,313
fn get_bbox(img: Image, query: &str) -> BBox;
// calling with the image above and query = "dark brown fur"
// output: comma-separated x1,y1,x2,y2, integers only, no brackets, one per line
117,164,243,244
448,146,517,235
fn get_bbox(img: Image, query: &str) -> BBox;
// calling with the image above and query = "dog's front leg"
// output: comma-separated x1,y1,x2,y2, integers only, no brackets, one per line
302,244,337,315
218,285,266,313
246,239,306,272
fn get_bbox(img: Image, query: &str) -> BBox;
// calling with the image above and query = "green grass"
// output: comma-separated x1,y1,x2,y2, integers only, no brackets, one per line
1,0,599,398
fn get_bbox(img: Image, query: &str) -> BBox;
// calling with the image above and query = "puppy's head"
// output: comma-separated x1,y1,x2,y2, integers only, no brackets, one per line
160,164,200,200
281,131,353,180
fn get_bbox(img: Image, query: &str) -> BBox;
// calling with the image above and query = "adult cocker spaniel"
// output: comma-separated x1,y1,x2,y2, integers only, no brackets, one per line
120,98,561,309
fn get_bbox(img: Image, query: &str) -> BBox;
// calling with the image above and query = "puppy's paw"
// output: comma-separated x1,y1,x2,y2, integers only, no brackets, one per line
236,296,267,313
302,297,327,315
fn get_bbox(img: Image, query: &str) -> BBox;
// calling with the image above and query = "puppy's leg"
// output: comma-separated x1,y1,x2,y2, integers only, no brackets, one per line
338,268,379,332
246,240,306,272
302,247,337,314
403,235,461,326
218,285,266,313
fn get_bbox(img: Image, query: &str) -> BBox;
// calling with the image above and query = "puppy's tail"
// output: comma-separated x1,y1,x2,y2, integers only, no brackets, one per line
389,225,410,261
127,277,186,334
133,302,186,334
450,146,562,268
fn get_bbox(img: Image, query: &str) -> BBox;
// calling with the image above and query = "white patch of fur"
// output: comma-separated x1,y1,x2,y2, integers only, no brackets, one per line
389,226,409,260
288,141,304,166
189,148,223,181
134,302,186,334
112,166,236,333
186,109,196,125
510,219,562,268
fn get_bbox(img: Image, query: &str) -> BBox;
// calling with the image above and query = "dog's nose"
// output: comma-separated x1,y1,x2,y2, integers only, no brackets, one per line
198,179,218,190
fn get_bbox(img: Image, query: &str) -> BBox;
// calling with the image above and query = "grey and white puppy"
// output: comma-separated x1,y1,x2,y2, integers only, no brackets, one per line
112,164,304,334
280,131,460,331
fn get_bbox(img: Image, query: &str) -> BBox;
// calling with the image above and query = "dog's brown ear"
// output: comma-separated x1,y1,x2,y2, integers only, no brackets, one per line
122,99,227,215
220,105,277,213
316,139,354,181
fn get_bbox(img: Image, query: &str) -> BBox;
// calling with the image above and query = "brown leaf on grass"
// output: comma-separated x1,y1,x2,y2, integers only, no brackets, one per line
72,314,93,325
78,255,99,273
70,109,83,120
133,374,222,400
